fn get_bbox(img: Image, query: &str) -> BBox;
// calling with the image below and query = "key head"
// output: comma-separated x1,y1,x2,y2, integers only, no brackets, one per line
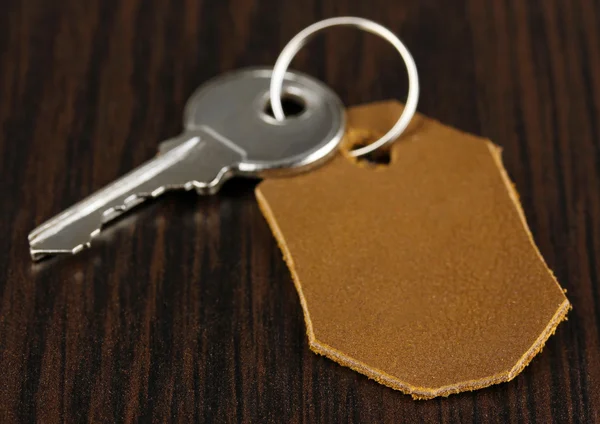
167,68,345,176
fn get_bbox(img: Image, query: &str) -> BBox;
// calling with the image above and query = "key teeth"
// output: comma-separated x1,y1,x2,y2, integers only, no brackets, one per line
72,241,92,255
105,181,219,217
103,191,157,221
30,226,100,261
30,241,92,262
32,186,194,261
107,185,181,219
29,176,229,261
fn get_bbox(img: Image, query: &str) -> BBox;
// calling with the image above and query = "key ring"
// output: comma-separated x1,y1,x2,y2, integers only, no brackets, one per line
269,17,420,157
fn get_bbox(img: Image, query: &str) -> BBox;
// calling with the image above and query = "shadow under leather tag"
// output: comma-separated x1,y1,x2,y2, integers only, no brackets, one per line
255,101,570,399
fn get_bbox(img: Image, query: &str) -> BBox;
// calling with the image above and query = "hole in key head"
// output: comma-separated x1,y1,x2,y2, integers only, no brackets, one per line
264,93,307,118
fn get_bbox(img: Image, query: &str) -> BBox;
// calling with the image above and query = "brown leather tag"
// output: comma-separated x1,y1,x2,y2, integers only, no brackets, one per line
255,101,570,399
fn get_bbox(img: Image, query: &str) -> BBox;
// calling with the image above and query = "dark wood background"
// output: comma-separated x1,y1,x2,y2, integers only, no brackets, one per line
1,0,599,422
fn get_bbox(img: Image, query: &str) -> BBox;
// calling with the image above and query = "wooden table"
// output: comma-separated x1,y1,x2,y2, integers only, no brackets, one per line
1,1,598,422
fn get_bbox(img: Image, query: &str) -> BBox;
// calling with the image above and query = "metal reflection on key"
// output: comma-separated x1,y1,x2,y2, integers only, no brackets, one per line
28,68,345,261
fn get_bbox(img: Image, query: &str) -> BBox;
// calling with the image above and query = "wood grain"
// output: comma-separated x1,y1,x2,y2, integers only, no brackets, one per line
0,0,599,422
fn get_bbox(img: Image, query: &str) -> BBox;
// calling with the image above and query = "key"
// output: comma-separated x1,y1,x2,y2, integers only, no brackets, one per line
28,68,345,260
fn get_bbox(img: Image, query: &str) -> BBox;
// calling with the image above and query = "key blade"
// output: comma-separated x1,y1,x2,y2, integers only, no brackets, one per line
29,130,245,261
29,136,200,242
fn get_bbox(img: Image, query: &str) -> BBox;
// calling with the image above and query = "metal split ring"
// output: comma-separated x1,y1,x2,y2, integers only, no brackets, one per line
269,17,420,157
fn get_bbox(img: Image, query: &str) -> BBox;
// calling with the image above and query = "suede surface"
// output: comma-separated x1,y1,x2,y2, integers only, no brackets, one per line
255,101,570,399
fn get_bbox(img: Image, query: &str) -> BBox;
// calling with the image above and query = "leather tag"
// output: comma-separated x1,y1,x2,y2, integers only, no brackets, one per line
255,101,570,399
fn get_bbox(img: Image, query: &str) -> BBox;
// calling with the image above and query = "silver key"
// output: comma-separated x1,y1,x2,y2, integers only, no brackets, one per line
28,68,345,260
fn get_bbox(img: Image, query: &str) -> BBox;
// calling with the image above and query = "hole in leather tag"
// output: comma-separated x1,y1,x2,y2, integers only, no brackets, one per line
255,100,570,399
345,130,392,166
